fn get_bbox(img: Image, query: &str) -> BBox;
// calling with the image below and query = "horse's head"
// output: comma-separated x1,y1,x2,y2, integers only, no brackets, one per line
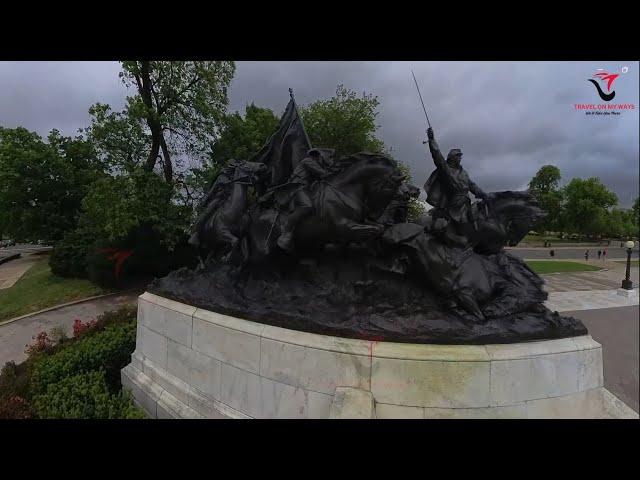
228,160,269,185
398,182,420,202
483,191,546,247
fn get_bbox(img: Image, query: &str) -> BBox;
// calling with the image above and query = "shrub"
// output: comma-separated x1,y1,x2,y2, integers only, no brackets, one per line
33,370,144,419
0,395,34,419
24,331,54,357
30,321,137,396
49,227,95,278
0,361,30,400
85,224,197,289
73,318,98,338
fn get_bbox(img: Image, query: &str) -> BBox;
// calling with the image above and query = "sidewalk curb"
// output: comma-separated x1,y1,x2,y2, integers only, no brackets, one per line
0,289,142,328
0,253,21,266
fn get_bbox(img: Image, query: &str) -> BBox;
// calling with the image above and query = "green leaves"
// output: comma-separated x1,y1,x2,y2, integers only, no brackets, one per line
33,370,144,419
300,84,384,160
0,127,103,244
79,168,190,245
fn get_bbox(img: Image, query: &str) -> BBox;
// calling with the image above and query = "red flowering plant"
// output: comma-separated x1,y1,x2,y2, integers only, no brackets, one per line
72,318,98,338
24,331,54,357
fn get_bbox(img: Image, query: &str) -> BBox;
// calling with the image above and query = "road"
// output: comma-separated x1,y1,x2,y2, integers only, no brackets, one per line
564,305,639,413
0,243,52,259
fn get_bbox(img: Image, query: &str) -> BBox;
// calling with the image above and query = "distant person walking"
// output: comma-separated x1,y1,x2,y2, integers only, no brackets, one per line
602,249,607,262
550,249,555,258
597,250,602,260
584,250,589,262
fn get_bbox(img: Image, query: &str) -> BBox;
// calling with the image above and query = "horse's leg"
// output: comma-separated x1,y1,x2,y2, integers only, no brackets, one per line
335,219,384,242
215,220,240,263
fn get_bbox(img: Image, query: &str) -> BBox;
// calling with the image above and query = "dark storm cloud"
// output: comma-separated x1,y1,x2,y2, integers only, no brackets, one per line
228,61,639,207
1,61,637,206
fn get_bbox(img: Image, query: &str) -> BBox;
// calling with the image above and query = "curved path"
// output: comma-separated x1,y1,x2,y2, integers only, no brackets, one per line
0,293,138,367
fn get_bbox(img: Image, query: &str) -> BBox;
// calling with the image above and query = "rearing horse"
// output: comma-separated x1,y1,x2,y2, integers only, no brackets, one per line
246,153,405,261
189,160,268,262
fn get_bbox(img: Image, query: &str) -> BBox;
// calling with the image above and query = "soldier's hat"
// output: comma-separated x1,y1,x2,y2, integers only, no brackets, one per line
307,148,321,157
447,148,463,158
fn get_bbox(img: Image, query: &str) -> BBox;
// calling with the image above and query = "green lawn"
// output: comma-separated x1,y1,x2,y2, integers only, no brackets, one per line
526,261,603,274
0,258,110,322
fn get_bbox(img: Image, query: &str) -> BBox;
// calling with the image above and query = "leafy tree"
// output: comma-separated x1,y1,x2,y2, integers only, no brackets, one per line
529,165,561,193
189,104,281,206
562,178,618,238
211,103,280,167
118,61,235,183
299,85,423,219
0,127,102,244
528,165,563,233
300,84,385,160
79,168,191,247
83,103,150,175
633,197,639,228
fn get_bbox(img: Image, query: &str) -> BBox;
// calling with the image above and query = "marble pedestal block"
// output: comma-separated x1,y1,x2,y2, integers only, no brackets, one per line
121,293,638,419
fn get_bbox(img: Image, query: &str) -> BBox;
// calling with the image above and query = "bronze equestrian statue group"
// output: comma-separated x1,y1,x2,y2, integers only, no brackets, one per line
150,92,586,344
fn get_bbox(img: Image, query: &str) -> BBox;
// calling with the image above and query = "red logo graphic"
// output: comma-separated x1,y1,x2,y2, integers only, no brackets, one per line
97,248,134,280
593,71,619,92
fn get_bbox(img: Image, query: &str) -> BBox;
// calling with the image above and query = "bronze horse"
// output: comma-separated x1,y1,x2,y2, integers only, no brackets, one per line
246,153,405,262
383,190,546,321
189,160,268,262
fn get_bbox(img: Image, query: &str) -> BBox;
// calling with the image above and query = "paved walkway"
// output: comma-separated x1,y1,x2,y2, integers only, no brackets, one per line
0,293,139,367
545,288,639,312
564,305,639,413
0,254,41,289
541,266,639,293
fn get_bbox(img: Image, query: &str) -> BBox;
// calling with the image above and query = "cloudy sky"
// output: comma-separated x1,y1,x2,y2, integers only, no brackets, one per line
1,61,638,206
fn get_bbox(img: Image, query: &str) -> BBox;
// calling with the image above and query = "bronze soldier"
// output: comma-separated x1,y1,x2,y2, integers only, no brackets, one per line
424,127,488,247
277,148,333,252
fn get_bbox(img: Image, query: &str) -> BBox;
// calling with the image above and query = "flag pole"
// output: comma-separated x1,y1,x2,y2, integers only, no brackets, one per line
289,88,312,149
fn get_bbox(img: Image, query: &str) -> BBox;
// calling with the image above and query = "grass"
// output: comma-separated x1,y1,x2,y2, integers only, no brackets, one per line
615,260,640,267
526,260,603,274
0,257,110,322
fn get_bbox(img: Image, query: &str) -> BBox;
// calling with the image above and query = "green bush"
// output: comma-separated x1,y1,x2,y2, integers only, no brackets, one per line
0,361,31,400
33,370,144,419
49,228,95,278
30,321,137,396
85,224,197,289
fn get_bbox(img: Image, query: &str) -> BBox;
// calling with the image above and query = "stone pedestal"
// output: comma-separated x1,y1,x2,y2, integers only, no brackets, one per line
617,288,638,298
121,293,638,419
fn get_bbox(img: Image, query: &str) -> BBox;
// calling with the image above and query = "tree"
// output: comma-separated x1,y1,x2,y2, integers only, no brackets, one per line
118,61,236,183
633,197,639,228
528,165,562,234
83,103,150,175
300,85,385,160
529,165,561,193
562,178,618,238
211,104,280,166
180,103,282,209
79,168,191,246
0,127,102,244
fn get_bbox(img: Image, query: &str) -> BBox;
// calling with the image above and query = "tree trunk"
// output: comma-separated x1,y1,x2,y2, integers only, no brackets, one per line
136,61,162,174
160,135,172,184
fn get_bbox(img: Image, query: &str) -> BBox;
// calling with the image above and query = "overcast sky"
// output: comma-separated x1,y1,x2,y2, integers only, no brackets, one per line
1,61,638,206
